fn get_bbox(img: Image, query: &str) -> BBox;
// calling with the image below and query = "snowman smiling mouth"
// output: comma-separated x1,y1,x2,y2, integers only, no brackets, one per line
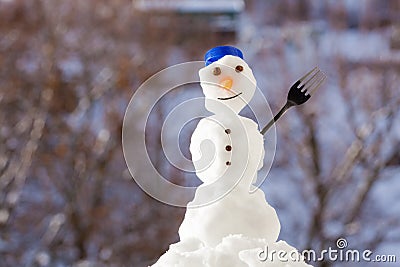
217,92,243,100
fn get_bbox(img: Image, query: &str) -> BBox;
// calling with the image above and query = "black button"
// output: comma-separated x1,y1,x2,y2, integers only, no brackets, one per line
225,129,231,134
226,161,231,166
225,145,232,151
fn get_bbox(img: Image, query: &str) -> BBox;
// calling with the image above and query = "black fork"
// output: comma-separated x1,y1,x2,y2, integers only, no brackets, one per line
260,67,327,135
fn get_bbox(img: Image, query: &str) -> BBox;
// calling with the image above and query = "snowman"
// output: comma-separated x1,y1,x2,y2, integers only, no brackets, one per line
189,46,264,188
152,46,311,267
178,46,280,246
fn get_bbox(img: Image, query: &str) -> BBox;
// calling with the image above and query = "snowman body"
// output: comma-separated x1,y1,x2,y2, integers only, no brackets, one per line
179,55,280,246
189,114,264,186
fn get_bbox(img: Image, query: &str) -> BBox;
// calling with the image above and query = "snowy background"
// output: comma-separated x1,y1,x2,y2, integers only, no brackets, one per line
1,0,400,266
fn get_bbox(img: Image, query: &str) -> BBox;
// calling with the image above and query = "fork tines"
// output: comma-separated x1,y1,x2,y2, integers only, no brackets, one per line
298,67,327,96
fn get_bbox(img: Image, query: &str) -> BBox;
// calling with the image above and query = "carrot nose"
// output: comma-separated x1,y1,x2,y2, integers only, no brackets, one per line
219,78,233,90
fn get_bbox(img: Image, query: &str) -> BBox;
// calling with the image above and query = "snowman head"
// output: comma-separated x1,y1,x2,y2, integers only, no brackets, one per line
199,46,256,114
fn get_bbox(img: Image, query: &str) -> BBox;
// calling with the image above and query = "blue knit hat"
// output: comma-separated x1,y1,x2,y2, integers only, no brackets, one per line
204,46,243,66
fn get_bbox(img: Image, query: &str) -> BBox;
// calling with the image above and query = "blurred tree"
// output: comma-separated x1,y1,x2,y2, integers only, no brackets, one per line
1,1,399,267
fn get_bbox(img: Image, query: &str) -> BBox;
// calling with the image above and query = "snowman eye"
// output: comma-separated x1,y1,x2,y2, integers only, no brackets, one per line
235,65,244,72
213,67,221,76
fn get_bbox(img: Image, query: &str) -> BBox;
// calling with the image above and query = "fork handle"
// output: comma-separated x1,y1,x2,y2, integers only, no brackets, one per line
260,102,293,135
